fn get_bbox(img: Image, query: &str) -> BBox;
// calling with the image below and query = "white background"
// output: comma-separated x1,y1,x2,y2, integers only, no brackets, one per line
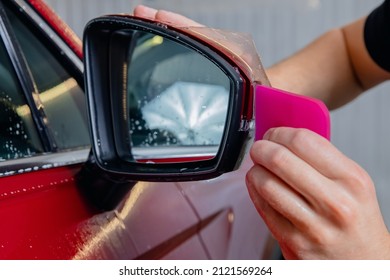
1,260,390,279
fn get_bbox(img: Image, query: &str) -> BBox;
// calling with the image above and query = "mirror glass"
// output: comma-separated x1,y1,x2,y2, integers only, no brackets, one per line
124,31,231,163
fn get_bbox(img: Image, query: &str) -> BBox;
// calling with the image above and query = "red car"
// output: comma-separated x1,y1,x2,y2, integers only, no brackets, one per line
0,0,279,259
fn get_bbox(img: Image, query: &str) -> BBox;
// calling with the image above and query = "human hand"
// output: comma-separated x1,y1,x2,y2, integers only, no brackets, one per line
246,127,390,259
133,5,204,27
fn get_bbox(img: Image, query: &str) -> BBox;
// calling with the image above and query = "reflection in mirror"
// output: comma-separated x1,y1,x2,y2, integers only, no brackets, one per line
125,31,230,163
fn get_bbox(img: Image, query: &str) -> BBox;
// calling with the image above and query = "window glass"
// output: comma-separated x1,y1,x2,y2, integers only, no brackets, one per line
0,40,43,160
6,6,90,150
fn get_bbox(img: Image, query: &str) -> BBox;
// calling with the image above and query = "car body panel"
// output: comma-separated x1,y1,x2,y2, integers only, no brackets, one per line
0,163,206,259
0,0,273,260
60,181,206,260
0,164,94,259
179,156,269,259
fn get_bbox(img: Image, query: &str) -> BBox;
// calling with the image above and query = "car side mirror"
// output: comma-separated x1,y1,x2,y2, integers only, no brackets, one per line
83,15,330,182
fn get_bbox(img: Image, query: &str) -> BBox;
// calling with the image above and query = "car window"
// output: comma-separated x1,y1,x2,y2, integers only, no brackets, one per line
5,5,90,151
0,39,44,161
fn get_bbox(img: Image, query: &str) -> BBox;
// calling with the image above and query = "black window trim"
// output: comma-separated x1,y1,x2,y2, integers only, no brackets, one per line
13,0,84,84
0,147,90,178
0,1,54,151
1,0,89,150
0,0,91,177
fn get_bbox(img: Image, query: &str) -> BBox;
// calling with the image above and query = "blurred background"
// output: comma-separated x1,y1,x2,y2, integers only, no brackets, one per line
45,0,390,226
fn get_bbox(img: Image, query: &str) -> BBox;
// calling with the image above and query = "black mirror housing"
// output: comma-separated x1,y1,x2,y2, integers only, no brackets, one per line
83,16,262,181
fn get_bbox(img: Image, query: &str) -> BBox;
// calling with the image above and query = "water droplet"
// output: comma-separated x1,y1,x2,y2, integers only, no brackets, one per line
156,23,168,29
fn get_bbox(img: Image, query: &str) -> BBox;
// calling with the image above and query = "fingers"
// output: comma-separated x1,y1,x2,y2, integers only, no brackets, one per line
250,130,336,207
247,127,390,259
255,127,373,198
246,173,294,238
261,127,357,180
154,10,204,27
249,127,359,222
133,5,157,19
133,5,204,27
246,164,317,232
246,168,315,260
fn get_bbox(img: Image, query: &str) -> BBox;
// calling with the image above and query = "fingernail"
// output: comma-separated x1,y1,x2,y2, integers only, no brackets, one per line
142,5,157,12
263,128,274,140
134,5,158,17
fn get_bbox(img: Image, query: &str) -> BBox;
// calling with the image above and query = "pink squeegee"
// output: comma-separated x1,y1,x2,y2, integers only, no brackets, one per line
255,85,331,141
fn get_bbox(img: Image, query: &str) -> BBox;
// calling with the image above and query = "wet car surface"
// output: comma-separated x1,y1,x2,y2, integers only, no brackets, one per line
0,0,274,259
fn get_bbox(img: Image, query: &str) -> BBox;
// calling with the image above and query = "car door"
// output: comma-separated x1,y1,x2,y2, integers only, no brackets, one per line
0,0,94,259
0,0,207,259
178,155,271,259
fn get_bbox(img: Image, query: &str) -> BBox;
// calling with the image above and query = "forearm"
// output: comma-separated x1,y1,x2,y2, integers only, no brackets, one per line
266,17,390,110
266,28,362,110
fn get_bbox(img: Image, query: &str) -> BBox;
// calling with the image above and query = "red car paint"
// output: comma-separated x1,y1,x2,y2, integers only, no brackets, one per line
28,0,82,58
0,0,272,259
